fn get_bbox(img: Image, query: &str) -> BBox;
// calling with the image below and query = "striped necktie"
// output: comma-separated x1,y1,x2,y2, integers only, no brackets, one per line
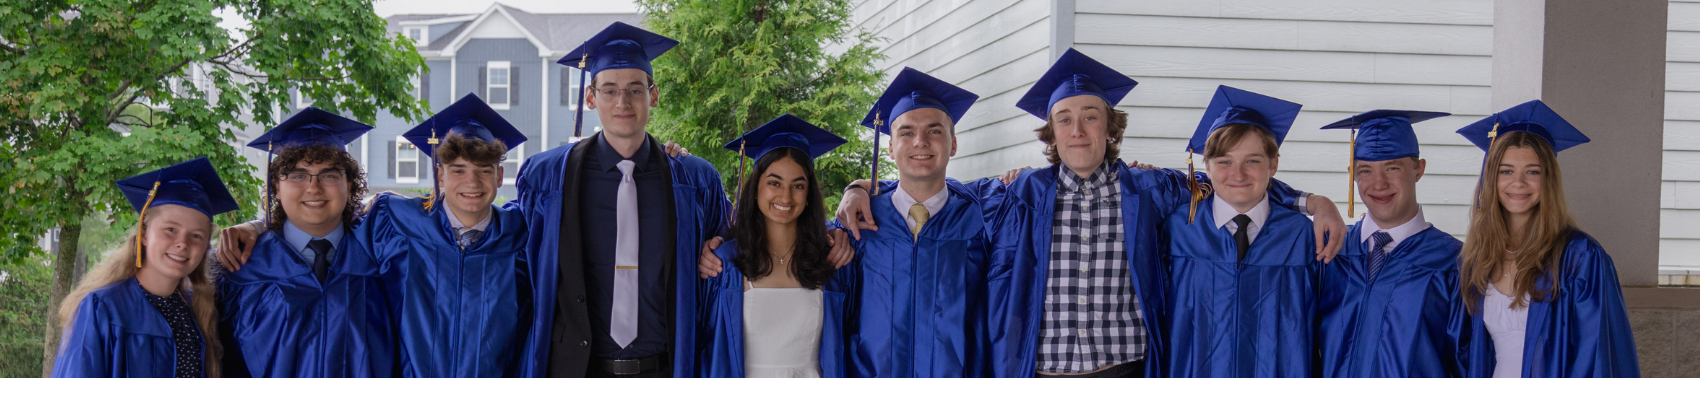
1367,231,1393,280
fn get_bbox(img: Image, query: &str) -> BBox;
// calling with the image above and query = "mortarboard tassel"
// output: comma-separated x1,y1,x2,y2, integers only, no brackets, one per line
1185,148,1211,224
730,141,748,232
422,124,442,211
134,180,161,269
870,111,882,196
1473,122,1500,211
264,142,274,228
574,46,588,138
1347,126,1357,218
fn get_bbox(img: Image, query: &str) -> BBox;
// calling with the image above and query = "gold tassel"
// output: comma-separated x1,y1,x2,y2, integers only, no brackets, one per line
423,127,441,212
1186,148,1211,224
870,111,882,196
1347,127,1356,218
1474,122,1500,211
135,181,162,269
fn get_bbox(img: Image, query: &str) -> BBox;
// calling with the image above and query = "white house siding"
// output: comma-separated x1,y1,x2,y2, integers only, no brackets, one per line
851,0,1700,270
1662,0,1700,269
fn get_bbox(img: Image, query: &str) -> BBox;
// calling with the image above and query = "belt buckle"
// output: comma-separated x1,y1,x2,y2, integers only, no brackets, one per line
602,357,648,376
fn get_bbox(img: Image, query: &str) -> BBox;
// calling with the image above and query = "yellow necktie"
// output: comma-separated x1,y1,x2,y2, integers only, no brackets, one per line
908,204,930,240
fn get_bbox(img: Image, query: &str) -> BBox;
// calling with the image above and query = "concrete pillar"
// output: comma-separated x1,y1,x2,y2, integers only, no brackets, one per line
1491,0,1667,287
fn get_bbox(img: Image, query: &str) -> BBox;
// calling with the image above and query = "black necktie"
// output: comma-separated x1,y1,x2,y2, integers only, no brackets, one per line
1232,214,1252,262
308,238,333,284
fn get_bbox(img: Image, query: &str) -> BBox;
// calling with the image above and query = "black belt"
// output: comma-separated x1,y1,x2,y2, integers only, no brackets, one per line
592,354,665,376
1036,358,1146,378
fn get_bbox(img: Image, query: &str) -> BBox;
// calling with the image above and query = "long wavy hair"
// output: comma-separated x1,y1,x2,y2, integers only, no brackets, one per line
728,147,833,290
1460,131,1577,313
1035,107,1129,166
57,207,222,377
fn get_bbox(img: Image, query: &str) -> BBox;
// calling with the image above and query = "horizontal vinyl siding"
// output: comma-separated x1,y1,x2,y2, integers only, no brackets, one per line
849,0,1054,179
1664,1,1700,267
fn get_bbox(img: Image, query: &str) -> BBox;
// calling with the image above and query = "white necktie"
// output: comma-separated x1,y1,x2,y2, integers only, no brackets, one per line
612,160,640,348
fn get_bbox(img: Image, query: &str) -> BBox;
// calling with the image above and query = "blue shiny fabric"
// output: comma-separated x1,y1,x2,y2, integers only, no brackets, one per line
512,140,729,377
1458,230,1639,378
986,161,1309,378
1163,195,1320,378
845,181,992,377
215,230,395,377
695,242,852,377
359,193,530,377
52,279,203,378
1318,222,1465,377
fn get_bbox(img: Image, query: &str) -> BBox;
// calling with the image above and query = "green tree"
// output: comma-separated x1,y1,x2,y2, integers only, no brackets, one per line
636,0,890,210
0,0,427,376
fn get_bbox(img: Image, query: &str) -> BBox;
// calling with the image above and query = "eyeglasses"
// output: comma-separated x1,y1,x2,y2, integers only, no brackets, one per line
280,171,346,186
595,86,653,102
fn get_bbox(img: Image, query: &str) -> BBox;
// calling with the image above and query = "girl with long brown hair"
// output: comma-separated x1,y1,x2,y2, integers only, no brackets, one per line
695,115,852,378
51,158,238,377
1454,100,1638,378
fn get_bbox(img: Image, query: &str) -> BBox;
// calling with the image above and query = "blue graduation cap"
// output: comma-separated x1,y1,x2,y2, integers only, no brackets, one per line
1015,48,1139,120
1188,85,1303,155
246,107,372,153
401,93,528,159
1321,110,1450,217
116,157,240,268
723,114,847,161
1455,99,1590,153
862,67,979,134
1322,110,1451,162
558,21,678,78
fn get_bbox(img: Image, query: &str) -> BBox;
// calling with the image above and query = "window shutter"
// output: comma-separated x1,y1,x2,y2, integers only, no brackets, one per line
510,65,520,107
420,70,431,104
478,66,487,99
386,140,396,179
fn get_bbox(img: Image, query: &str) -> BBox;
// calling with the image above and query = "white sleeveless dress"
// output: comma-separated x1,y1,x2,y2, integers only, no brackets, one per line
742,280,824,378
1483,284,1530,378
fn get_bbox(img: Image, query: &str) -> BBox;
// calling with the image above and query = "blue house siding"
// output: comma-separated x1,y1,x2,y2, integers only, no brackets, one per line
547,62,603,149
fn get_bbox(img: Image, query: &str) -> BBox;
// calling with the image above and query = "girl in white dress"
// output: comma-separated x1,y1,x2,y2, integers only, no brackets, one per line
695,115,852,378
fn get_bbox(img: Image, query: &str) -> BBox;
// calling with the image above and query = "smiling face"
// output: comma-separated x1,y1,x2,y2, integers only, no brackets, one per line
437,159,500,219
276,160,349,236
139,204,211,281
1205,125,1279,212
1497,146,1543,218
586,68,659,141
1356,157,1426,227
888,108,957,183
1047,95,1111,177
757,155,810,227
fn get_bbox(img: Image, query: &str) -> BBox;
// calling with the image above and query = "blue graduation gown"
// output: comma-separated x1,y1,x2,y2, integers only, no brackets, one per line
51,279,203,378
215,230,395,378
360,193,530,377
512,139,729,377
696,241,852,377
1318,222,1465,377
1164,195,1321,378
986,161,1306,378
1459,230,1639,378
845,181,992,378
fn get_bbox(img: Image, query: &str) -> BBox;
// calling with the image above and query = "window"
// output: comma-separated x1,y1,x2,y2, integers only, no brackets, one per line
397,142,420,184
406,27,427,45
410,71,422,100
487,61,510,109
560,67,583,107
503,146,523,185
295,88,313,109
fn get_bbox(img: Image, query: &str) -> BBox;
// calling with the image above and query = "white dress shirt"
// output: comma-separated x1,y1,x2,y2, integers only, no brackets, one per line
1357,207,1432,253
1213,194,1272,244
890,182,949,233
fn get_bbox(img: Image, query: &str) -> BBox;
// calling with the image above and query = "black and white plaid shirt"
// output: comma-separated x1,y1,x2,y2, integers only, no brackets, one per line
1038,164,1145,374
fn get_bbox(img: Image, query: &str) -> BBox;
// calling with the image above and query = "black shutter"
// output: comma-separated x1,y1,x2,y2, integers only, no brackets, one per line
420,70,430,104
386,140,396,179
419,153,428,181
511,65,520,107
567,68,581,106
478,66,487,99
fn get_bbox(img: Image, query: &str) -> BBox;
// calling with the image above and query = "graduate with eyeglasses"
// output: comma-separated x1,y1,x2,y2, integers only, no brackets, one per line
213,108,393,378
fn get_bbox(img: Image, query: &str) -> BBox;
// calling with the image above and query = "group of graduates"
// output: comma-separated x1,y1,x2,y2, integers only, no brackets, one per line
48,21,1639,379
